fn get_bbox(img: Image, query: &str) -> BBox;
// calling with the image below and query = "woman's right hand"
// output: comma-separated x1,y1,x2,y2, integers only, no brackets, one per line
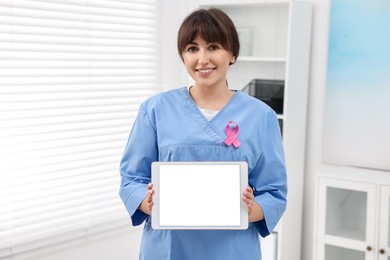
139,183,154,215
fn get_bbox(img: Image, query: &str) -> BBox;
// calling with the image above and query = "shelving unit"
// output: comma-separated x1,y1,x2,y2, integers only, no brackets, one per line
192,1,313,260
210,2,289,90
317,176,390,260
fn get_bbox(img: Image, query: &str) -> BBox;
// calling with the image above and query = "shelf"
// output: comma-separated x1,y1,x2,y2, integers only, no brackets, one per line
238,57,287,62
324,234,367,252
229,62,286,90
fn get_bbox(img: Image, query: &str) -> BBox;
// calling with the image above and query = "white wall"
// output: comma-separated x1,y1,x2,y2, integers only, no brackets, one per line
300,0,331,259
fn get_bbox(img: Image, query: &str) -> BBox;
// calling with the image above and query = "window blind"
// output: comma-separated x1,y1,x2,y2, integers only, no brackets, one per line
0,0,160,258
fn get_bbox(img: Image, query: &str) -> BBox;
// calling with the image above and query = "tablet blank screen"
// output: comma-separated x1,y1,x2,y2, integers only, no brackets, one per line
159,164,241,227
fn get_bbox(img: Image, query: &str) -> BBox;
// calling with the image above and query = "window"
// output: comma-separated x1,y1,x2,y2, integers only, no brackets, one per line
0,0,160,258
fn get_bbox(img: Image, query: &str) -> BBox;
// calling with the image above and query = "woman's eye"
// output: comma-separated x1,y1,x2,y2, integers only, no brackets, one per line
187,46,198,52
209,44,220,51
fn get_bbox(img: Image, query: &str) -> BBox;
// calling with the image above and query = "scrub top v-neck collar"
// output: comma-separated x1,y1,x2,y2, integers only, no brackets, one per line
174,86,240,144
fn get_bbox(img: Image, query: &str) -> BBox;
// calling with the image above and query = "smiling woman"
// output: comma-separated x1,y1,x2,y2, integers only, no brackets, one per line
0,0,161,258
119,7,287,260
177,8,239,110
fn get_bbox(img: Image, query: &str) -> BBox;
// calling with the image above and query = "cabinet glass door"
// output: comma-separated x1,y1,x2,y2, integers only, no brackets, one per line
326,187,367,240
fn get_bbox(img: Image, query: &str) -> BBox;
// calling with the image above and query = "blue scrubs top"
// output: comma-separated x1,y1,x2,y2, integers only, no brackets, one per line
120,87,287,260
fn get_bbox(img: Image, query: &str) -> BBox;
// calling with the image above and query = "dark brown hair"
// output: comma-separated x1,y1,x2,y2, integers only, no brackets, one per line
177,8,240,64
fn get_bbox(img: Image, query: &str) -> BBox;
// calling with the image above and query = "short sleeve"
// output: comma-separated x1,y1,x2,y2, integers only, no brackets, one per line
119,104,158,226
250,110,287,237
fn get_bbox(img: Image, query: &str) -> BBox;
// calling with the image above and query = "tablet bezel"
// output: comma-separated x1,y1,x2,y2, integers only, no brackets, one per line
151,161,248,230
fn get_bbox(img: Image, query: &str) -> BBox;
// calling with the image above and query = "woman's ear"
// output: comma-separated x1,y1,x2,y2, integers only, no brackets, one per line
230,56,236,64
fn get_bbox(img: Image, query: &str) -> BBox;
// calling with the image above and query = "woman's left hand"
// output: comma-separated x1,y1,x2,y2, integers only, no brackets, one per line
242,186,264,223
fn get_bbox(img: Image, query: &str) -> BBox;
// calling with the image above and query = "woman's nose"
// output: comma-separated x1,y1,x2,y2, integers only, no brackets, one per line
198,49,209,65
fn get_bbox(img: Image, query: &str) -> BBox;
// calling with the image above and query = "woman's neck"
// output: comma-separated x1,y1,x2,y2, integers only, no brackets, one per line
189,83,234,110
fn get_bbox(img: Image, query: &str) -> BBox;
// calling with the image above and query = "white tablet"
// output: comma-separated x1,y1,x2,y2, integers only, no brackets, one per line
151,161,248,230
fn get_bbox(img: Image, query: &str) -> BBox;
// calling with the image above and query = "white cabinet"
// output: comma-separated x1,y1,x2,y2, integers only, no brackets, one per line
192,1,312,260
317,177,390,260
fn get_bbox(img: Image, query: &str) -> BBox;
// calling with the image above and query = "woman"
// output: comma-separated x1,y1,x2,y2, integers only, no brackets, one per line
119,8,287,260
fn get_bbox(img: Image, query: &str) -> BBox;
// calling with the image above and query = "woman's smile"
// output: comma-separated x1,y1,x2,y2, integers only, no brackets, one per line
196,67,215,77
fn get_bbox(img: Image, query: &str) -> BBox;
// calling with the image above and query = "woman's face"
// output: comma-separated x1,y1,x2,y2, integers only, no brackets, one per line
182,35,235,89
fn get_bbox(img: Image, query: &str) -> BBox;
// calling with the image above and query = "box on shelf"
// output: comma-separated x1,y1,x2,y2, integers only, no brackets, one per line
241,79,284,115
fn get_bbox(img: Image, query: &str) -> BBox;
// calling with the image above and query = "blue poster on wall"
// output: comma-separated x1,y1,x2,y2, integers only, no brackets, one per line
323,0,390,170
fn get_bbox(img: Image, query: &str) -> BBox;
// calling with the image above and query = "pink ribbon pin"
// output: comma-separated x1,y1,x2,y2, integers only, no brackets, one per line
224,121,241,148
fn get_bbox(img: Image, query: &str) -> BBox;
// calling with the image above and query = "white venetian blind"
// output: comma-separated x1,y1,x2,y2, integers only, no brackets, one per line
0,0,160,258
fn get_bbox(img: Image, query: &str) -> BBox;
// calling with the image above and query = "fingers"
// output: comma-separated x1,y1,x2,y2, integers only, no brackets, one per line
148,200,154,211
242,196,253,207
242,187,264,222
146,183,154,211
139,183,154,214
247,202,253,215
146,184,154,203
243,186,254,215
243,186,254,199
